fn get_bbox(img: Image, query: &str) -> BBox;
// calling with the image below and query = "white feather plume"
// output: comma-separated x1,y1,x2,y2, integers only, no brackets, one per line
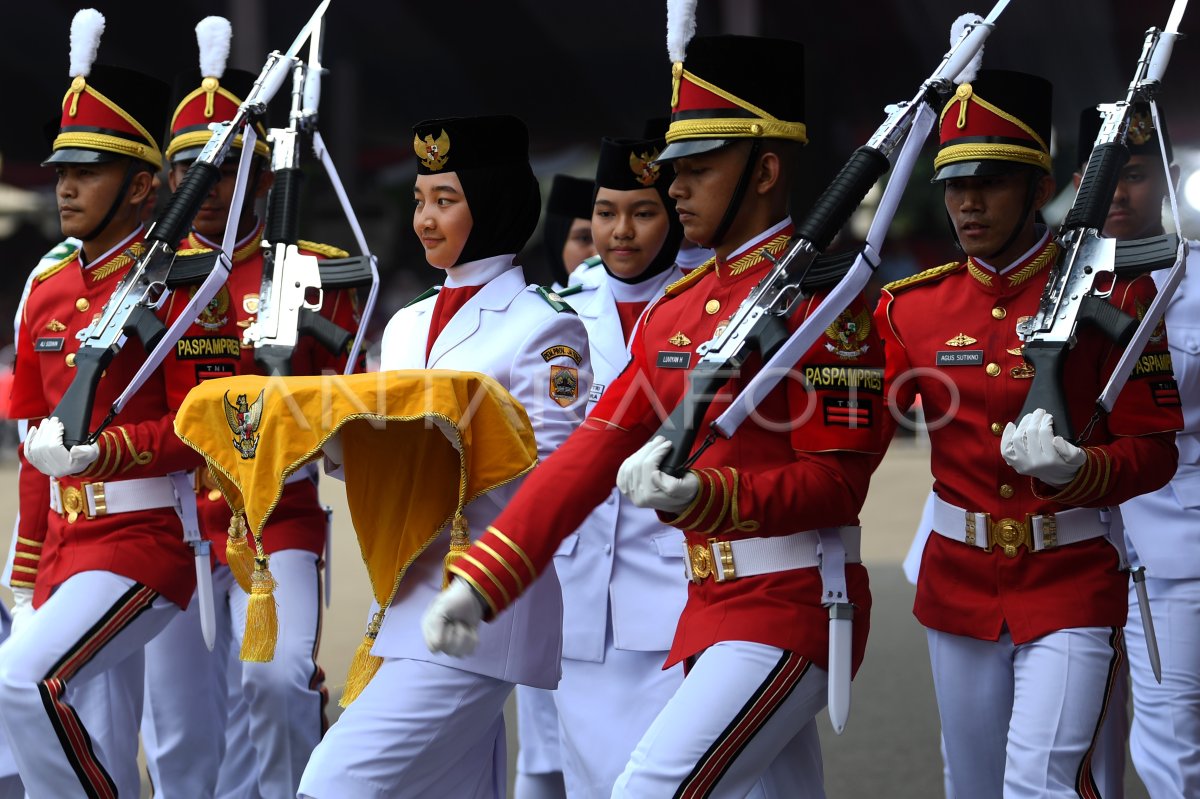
68,9,105,78
667,0,699,63
195,16,232,79
950,13,985,84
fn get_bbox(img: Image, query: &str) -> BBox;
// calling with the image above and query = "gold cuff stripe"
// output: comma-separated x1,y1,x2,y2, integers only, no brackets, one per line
668,118,807,145
459,554,511,606
16,537,44,548
934,143,1051,174
448,567,499,618
475,541,525,594
683,469,716,530
670,470,706,526
700,469,731,536
486,528,536,578
1051,452,1088,504
9,580,35,589
11,565,38,574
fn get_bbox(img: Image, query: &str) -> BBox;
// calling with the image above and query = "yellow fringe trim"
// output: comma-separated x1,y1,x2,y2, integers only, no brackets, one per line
240,560,278,663
226,512,255,593
442,513,469,589
339,610,385,708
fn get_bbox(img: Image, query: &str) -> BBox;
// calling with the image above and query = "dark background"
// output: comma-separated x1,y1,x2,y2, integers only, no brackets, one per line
1,0,1196,351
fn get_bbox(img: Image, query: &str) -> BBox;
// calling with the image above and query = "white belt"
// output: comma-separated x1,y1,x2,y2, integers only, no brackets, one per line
50,475,179,522
683,527,862,584
931,494,1111,558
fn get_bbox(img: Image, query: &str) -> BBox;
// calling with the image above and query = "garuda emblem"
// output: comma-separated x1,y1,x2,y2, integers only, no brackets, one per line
1127,110,1156,146
224,390,264,459
629,149,662,187
1135,298,1167,344
413,129,451,171
824,308,872,360
193,285,231,331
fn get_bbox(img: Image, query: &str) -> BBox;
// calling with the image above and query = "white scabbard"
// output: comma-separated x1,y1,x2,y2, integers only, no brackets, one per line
323,504,333,608
194,541,216,651
1131,567,1162,683
828,604,854,734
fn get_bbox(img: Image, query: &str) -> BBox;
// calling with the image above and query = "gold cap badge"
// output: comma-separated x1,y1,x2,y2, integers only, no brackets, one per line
413,129,451,171
629,149,662,187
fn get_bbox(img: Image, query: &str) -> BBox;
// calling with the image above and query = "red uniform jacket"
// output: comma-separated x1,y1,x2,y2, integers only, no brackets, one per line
11,228,202,608
452,223,886,674
877,235,1182,643
161,225,361,561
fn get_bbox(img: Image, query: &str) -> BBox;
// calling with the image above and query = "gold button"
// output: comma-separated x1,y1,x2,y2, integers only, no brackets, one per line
65,353,76,368
705,299,721,315
992,307,1006,320
986,363,1001,376
999,484,1014,499
990,422,1003,436
750,123,763,136
75,298,90,313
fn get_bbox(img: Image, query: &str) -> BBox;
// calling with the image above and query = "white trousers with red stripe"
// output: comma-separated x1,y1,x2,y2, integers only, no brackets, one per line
0,570,176,799
612,641,827,799
927,626,1124,799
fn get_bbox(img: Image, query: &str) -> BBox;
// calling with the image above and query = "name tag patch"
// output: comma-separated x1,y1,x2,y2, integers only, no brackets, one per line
936,350,984,366
589,383,605,403
657,351,692,369
34,337,65,352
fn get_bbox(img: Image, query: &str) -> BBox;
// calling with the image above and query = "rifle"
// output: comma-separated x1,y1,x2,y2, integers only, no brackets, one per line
242,13,379,376
657,0,1013,478
54,1,332,447
1016,0,1189,440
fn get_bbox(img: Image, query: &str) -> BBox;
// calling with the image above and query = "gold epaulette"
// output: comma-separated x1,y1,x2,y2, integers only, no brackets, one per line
33,253,76,284
176,247,214,257
883,261,964,295
664,259,715,297
298,240,349,259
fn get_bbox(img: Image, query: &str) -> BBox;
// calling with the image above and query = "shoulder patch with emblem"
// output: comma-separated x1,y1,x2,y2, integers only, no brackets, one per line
403,286,439,308
33,252,77,285
883,261,964,295
535,286,578,314
541,345,583,365
664,260,715,297
297,240,350,260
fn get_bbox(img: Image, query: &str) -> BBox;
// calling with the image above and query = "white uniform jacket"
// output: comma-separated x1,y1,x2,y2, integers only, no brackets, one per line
1121,245,1200,578
376,257,592,688
553,266,688,662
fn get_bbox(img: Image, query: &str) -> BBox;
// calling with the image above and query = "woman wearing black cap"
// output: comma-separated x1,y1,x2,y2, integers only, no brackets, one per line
298,114,591,799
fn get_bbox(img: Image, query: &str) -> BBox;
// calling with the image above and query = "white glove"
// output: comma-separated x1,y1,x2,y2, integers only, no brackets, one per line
616,436,700,513
422,577,485,657
9,587,33,636
1001,408,1086,487
24,417,99,478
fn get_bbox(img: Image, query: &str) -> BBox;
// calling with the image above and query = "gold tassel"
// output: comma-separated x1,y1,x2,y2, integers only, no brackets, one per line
671,62,683,108
441,512,470,589
240,559,278,663
225,512,254,593
339,610,385,708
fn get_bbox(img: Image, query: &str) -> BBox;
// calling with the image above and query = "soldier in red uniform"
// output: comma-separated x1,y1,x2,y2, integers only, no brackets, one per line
139,17,360,799
876,70,1182,797
0,12,203,798
424,35,885,796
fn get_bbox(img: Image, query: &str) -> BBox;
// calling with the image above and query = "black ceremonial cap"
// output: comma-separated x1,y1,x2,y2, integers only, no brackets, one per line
661,35,807,161
596,136,670,192
1076,102,1173,168
413,114,530,174
933,69,1053,181
168,68,271,163
46,64,169,168
546,175,594,221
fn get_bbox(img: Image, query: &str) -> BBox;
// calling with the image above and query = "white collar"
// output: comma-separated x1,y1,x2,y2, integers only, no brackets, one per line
79,225,144,270
443,254,515,288
972,225,1050,276
608,267,677,303
723,216,793,264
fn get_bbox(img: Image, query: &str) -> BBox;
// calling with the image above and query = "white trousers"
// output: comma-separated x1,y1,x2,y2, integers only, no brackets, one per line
142,566,235,798
555,647,681,799
514,685,565,799
1124,575,1200,798
612,641,827,799
298,657,511,799
927,626,1124,799
0,570,175,799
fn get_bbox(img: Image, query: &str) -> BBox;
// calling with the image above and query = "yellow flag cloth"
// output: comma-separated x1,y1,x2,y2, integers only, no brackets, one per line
174,370,538,665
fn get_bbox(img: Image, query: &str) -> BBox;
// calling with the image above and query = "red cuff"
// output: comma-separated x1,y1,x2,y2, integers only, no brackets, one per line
1031,447,1111,506
659,467,741,534
449,526,539,619
11,536,42,589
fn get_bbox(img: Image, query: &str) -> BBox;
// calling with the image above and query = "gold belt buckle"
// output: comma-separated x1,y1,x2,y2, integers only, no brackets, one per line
59,485,85,524
988,516,1031,558
688,544,712,583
